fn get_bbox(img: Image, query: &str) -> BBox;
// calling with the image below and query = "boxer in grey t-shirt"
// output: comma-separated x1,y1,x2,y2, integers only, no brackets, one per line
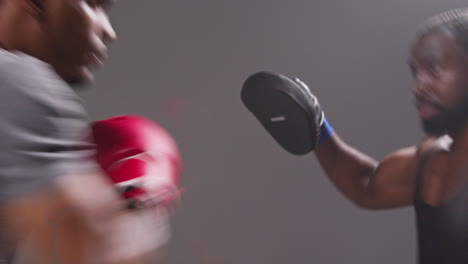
0,1,170,263
0,50,96,204
0,49,98,264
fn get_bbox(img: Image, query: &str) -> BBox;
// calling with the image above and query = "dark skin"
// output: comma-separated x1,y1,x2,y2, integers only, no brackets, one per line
0,0,116,83
315,31,468,209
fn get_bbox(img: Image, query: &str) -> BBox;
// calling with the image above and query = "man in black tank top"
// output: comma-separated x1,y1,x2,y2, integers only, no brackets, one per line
242,7,468,264
313,9,468,264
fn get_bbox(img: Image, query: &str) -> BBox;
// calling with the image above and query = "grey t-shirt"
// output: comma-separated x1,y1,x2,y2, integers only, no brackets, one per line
0,49,97,261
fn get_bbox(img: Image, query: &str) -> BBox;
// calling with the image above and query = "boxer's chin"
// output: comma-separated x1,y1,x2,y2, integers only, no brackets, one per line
421,116,447,136
421,99,468,136
64,66,95,88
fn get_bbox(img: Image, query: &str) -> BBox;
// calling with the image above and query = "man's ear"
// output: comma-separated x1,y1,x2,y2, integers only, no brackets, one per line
21,0,46,22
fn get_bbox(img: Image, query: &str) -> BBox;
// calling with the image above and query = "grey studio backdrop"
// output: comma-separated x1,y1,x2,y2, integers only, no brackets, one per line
79,0,466,263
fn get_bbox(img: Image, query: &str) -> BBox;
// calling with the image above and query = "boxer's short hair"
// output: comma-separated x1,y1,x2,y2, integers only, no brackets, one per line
418,8,468,52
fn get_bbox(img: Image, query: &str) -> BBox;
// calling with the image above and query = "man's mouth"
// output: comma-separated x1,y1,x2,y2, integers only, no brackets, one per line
414,96,444,120
86,49,108,68
417,102,440,120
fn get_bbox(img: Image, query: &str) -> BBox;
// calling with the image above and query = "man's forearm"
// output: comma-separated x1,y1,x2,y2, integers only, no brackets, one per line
315,134,378,204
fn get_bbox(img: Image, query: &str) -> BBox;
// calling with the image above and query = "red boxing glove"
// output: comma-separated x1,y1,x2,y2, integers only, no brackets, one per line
92,115,182,209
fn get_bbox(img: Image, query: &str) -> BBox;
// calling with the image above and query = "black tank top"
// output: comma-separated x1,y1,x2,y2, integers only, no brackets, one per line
414,150,468,264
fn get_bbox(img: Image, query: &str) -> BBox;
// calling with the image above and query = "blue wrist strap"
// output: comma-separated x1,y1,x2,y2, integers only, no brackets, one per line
318,117,334,145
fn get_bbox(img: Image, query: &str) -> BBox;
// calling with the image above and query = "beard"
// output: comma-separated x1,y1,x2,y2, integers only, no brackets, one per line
420,94,468,136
